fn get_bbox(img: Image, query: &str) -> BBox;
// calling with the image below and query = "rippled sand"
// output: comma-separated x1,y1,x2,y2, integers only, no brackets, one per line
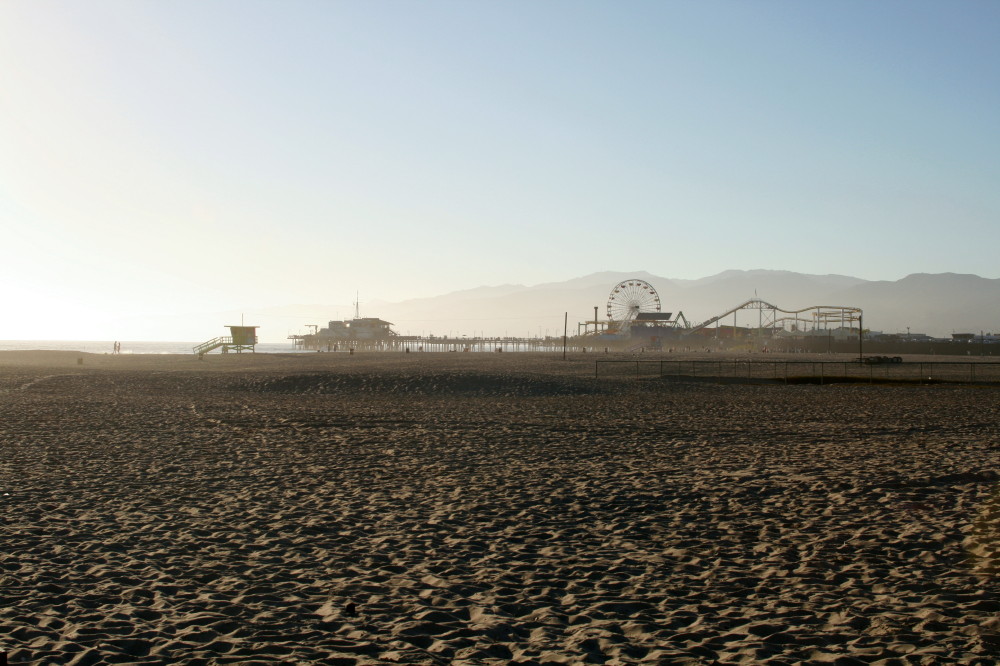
1,351,998,664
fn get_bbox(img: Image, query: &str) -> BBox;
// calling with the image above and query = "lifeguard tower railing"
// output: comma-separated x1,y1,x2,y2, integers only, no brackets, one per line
193,325,258,356
193,336,232,356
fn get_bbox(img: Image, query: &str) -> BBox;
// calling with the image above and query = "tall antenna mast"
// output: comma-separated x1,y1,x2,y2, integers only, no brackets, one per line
354,292,360,319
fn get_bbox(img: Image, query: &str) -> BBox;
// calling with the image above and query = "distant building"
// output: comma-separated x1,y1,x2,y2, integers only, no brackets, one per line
291,317,400,351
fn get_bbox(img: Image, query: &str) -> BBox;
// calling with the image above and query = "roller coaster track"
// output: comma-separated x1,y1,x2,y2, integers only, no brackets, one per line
682,299,862,337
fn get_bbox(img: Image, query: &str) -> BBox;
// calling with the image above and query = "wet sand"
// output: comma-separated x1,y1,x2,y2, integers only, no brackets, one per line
1,351,998,664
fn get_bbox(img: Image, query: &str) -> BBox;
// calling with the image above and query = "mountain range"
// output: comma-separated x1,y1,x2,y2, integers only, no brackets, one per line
237,270,999,342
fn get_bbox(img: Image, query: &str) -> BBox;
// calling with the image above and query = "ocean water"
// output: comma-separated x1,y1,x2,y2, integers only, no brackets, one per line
0,340,305,355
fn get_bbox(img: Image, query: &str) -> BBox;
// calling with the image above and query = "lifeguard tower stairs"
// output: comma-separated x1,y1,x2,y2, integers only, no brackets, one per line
193,325,259,357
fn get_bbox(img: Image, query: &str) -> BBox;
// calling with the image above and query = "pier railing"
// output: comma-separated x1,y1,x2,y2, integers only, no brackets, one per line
595,359,1000,385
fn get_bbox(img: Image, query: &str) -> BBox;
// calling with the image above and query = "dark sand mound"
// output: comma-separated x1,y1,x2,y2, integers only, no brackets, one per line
245,370,610,397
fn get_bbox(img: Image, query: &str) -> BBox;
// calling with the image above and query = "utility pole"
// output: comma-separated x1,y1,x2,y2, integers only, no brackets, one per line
859,312,864,360
563,312,568,360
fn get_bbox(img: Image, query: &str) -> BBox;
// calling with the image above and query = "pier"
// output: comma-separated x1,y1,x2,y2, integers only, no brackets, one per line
289,334,587,353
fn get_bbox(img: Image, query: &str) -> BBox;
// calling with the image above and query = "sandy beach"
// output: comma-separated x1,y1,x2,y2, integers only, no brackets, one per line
1,350,998,664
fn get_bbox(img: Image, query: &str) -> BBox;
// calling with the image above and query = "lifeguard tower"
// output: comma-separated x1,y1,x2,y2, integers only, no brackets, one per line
193,325,259,357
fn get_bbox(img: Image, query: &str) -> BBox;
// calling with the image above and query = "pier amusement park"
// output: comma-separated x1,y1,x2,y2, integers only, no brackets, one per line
277,278,867,354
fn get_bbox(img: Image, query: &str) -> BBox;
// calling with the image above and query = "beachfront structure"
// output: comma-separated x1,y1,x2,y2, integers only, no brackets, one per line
193,325,259,356
291,317,400,351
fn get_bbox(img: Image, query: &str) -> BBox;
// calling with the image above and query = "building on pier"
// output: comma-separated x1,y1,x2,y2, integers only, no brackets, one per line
290,317,401,351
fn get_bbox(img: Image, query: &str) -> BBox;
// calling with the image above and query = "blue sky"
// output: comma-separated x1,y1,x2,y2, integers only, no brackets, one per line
2,1,998,339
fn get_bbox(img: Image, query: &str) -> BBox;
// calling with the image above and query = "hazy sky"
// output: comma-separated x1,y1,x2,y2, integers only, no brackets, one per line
2,1,998,340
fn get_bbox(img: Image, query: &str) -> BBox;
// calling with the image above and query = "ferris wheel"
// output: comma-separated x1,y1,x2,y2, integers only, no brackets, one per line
607,279,661,325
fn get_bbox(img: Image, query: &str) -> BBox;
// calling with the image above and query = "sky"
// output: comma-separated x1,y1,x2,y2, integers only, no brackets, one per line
2,1,999,341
